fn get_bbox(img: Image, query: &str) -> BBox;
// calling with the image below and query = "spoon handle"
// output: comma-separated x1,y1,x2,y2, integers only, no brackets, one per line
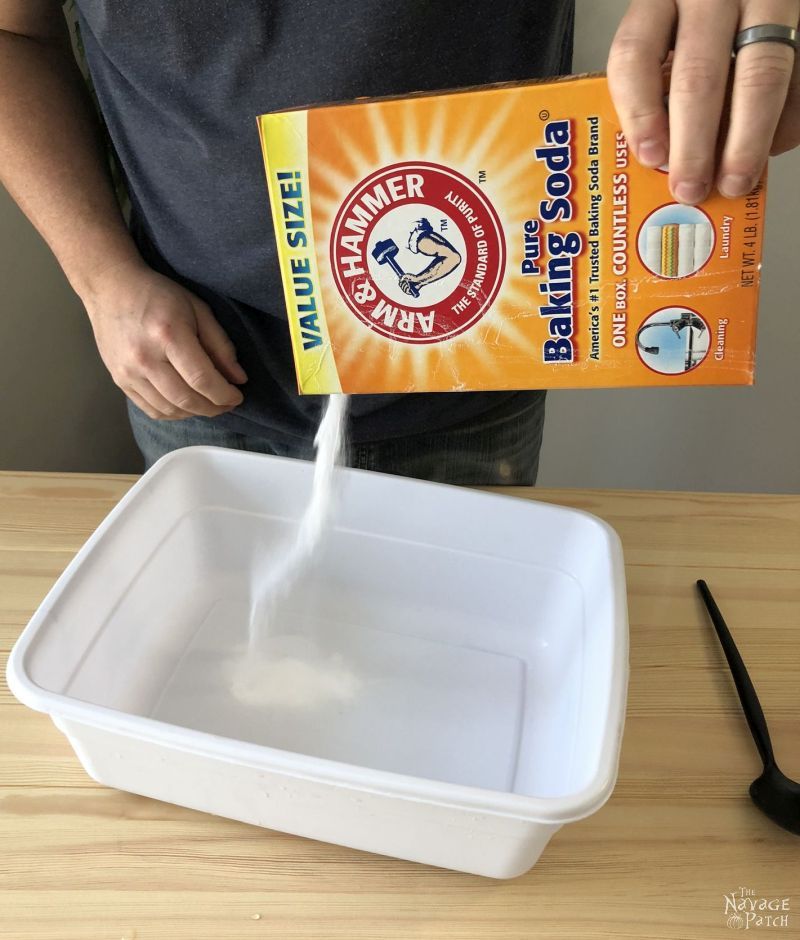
696,580,774,767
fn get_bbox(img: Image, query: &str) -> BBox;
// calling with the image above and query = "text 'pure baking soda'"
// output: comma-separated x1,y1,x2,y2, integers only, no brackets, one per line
257,75,765,393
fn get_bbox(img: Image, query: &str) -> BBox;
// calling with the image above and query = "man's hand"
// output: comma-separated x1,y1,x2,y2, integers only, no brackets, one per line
0,7,247,424
84,261,247,420
608,0,800,204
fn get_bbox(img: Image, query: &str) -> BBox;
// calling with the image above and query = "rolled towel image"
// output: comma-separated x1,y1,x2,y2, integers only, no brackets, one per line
661,223,679,277
645,225,662,274
693,221,713,271
677,223,696,277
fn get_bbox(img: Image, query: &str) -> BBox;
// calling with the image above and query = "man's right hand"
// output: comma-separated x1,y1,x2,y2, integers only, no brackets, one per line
1,6,246,423
83,260,248,421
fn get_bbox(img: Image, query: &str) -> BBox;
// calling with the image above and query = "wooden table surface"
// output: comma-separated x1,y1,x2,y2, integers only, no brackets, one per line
1,471,799,939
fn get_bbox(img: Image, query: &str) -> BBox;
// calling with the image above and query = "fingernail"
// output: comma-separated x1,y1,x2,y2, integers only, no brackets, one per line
718,174,753,198
673,181,709,205
638,139,668,168
234,362,248,382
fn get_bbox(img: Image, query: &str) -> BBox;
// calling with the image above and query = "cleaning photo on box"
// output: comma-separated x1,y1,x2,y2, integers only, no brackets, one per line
635,307,710,375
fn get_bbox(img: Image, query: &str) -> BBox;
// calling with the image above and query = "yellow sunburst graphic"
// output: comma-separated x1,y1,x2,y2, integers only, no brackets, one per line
306,88,558,393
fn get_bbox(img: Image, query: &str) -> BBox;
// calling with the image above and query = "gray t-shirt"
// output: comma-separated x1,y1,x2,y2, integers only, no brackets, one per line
74,0,574,441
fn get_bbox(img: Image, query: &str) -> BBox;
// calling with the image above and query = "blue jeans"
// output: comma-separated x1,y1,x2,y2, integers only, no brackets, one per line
127,392,546,486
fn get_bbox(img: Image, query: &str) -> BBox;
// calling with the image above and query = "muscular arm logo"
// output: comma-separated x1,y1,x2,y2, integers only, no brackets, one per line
401,218,462,296
370,218,462,300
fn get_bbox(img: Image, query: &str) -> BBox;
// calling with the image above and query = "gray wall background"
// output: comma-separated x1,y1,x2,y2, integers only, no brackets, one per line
1,0,798,490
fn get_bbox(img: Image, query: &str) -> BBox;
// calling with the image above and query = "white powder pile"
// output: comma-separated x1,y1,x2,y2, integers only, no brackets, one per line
230,635,361,710
233,394,359,709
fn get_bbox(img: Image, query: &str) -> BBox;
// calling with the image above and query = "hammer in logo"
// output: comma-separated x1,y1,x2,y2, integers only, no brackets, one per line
371,238,420,298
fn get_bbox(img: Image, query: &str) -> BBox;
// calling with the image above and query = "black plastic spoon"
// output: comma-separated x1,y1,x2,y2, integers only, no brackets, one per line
696,580,800,835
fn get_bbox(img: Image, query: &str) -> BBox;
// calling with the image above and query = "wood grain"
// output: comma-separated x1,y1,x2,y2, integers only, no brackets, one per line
1,472,798,939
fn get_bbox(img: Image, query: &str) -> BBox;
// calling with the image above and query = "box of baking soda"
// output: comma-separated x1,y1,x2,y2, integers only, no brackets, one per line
257,75,765,394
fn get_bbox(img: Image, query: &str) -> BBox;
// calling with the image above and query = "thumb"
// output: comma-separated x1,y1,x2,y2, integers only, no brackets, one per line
192,301,248,384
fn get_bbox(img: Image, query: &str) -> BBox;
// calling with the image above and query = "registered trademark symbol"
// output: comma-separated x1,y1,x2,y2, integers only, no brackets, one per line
539,109,550,121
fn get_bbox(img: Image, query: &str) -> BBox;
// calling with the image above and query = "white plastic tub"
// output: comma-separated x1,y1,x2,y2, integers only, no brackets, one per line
7,447,628,879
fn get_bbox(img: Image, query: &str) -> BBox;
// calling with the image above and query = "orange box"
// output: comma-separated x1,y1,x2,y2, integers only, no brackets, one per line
257,75,765,394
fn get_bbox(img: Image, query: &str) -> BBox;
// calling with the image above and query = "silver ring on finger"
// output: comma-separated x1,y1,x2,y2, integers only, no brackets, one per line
734,24,798,54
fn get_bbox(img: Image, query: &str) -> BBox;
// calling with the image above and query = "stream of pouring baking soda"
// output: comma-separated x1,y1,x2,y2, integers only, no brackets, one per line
230,395,361,708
